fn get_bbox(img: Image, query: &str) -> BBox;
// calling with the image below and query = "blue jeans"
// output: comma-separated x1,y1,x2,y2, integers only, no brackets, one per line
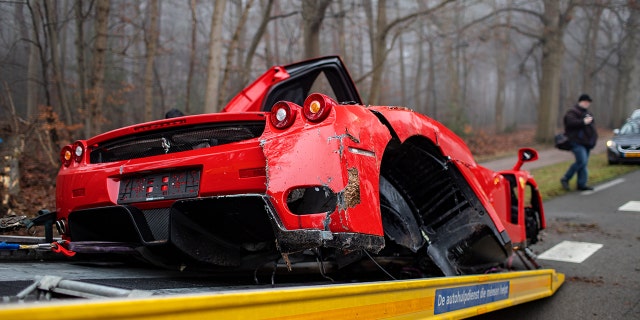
562,142,590,187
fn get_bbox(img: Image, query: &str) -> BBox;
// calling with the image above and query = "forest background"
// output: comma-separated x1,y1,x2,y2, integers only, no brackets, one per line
0,0,639,217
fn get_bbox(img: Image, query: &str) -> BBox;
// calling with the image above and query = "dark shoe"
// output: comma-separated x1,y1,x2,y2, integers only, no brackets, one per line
577,185,594,191
560,179,570,191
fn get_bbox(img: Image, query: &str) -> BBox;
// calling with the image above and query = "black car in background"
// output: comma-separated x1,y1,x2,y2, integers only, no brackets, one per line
606,120,640,164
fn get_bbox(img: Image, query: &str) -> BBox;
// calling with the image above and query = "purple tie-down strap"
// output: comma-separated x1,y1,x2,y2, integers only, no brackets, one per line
66,241,140,254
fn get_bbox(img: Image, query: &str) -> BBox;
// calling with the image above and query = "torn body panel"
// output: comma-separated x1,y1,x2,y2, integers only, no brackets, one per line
369,106,508,233
259,104,391,253
372,108,514,275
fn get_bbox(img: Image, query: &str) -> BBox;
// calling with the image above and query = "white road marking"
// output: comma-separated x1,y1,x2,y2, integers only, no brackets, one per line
580,178,625,195
618,201,640,212
537,241,603,263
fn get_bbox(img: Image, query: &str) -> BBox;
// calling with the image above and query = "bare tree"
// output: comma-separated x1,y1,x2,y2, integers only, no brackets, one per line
18,0,40,119
75,0,88,134
203,0,227,114
242,0,275,86
611,0,640,126
43,0,73,123
266,1,280,67
443,4,465,132
333,0,347,61
367,0,455,105
535,0,576,143
43,0,72,125
219,0,255,107
26,1,51,109
88,0,110,136
494,0,513,133
411,16,426,114
474,1,578,141
0,83,24,214
580,1,605,95
143,0,159,122
26,0,60,147
428,38,439,116
301,0,332,59
394,1,407,107
185,0,198,115
453,1,590,137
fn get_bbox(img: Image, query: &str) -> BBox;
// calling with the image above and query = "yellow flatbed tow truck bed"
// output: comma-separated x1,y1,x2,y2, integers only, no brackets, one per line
0,268,563,319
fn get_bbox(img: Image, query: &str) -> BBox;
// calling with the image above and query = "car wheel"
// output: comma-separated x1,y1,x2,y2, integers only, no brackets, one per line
379,175,424,253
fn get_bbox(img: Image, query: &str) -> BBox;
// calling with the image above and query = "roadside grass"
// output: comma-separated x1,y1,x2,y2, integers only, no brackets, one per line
531,153,640,201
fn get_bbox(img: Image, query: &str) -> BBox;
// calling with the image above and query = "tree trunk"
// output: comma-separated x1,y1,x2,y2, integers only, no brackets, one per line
203,0,227,113
398,30,406,107
75,1,88,135
27,1,58,145
219,0,255,107
59,1,70,84
368,0,387,105
412,35,424,114
301,0,332,59
428,39,437,118
88,0,110,136
267,0,280,67
335,0,346,61
0,134,24,215
611,0,639,127
232,1,247,92
494,0,512,133
0,84,24,214
18,0,40,119
143,0,159,122
494,46,507,133
185,0,198,115
44,0,72,124
412,0,428,115
446,35,461,130
242,0,274,87
581,3,603,95
27,1,51,108
535,0,573,143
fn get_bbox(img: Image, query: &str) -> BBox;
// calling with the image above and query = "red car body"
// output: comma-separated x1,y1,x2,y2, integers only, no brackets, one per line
55,57,544,276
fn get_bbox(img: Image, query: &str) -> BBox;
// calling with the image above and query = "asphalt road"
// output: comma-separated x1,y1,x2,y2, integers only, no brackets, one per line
473,169,640,319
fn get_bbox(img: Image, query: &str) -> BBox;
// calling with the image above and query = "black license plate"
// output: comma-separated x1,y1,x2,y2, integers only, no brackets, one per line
118,169,201,204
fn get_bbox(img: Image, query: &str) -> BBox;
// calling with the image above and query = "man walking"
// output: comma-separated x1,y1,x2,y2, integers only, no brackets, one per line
560,94,598,191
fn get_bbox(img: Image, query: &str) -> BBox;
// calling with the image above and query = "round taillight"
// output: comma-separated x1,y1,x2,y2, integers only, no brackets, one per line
73,142,84,163
270,101,297,129
303,93,335,122
60,146,73,167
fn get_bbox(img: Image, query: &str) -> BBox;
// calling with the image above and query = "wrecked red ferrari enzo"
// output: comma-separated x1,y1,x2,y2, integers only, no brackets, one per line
55,56,544,277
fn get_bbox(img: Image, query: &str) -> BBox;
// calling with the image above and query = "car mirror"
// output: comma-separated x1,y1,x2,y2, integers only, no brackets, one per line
613,128,620,135
512,148,538,171
519,148,538,162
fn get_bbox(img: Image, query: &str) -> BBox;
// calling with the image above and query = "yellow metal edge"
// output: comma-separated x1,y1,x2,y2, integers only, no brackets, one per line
0,269,565,320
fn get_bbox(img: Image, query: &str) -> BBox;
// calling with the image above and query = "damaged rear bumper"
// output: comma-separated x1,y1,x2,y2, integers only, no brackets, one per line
66,194,384,267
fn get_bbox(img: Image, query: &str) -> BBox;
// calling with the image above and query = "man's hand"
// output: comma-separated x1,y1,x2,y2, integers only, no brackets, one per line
584,115,593,125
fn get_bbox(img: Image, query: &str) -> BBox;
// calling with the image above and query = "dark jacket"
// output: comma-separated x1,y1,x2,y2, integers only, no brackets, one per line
564,104,598,149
